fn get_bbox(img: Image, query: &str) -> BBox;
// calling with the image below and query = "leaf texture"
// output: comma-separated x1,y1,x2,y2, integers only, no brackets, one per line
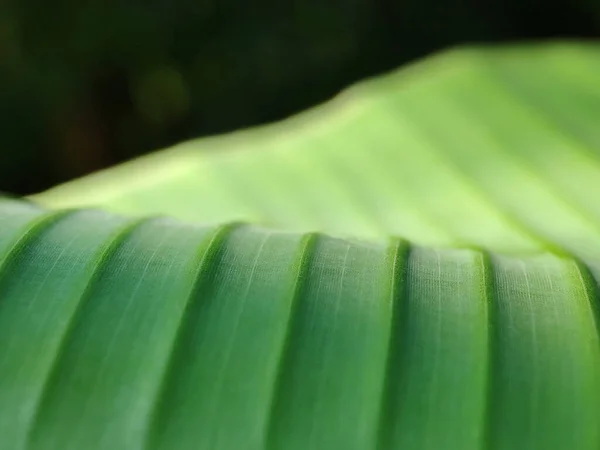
2,42,600,449
1,196,600,449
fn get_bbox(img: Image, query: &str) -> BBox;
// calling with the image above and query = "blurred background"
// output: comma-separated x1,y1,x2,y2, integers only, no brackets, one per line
1,0,599,195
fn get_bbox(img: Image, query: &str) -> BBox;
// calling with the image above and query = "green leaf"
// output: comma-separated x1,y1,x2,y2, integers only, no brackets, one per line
2,42,600,449
33,43,600,257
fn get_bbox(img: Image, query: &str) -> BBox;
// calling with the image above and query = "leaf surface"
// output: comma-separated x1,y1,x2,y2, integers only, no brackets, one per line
2,42,600,449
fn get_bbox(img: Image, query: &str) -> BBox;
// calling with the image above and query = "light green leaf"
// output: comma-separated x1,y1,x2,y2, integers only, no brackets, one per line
33,43,600,257
1,42,600,449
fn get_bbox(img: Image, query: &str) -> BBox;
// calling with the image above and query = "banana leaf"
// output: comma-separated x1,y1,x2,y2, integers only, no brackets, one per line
1,41,600,449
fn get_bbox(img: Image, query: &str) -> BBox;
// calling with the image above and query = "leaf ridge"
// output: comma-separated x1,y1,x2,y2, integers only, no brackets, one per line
0,210,75,277
375,238,411,450
141,222,242,450
571,259,600,364
22,215,155,450
479,250,498,450
262,232,319,450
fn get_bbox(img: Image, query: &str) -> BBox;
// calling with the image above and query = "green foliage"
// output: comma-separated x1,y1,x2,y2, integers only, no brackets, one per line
36,42,600,258
2,43,600,449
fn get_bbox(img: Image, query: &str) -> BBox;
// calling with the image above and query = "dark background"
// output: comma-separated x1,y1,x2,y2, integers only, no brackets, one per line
1,0,599,195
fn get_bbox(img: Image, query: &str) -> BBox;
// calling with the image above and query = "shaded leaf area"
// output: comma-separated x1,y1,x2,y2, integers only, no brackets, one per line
36,43,600,261
1,196,599,450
